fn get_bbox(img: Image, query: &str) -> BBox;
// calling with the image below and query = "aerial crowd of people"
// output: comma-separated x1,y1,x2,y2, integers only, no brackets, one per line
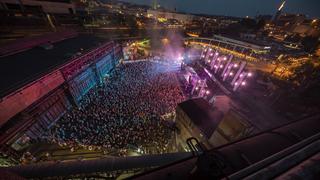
48,61,185,155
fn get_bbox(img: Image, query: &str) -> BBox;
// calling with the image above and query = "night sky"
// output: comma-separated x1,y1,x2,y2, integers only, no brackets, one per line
121,0,320,18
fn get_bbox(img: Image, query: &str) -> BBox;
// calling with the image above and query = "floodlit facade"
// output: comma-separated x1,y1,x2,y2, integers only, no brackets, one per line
147,9,194,24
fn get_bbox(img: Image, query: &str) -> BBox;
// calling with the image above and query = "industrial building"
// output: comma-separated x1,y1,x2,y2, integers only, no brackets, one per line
147,9,194,24
175,97,253,150
0,34,122,160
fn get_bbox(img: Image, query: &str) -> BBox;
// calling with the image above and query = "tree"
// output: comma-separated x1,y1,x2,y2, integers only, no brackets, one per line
256,19,266,30
292,61,313,82
240,18,257,29
301,36,319,53
125,16,138,35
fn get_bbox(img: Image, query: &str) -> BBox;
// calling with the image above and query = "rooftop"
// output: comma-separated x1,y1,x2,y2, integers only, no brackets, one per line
0,34,106,98
177,98,224,138
214,34,271,48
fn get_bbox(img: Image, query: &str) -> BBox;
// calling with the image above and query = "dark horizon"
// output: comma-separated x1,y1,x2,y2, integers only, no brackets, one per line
121,0,320,19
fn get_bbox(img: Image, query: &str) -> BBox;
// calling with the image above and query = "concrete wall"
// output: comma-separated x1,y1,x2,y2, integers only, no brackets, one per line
209,110,252,147
0,70,65,126
175,107,211,151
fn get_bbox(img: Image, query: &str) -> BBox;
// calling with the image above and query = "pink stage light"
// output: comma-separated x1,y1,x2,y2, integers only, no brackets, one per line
229,72,233,76
206,90,210,95
215,52,219,56
248,72,252,77
223,57,227,60
220,65,223,68
241,81,246,85
234,64,238,67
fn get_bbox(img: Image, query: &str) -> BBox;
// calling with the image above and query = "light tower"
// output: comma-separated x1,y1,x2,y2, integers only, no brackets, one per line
273,1,286,23
152,0,158,10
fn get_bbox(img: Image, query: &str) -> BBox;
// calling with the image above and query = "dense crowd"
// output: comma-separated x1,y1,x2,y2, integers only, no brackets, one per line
48,61,185,155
